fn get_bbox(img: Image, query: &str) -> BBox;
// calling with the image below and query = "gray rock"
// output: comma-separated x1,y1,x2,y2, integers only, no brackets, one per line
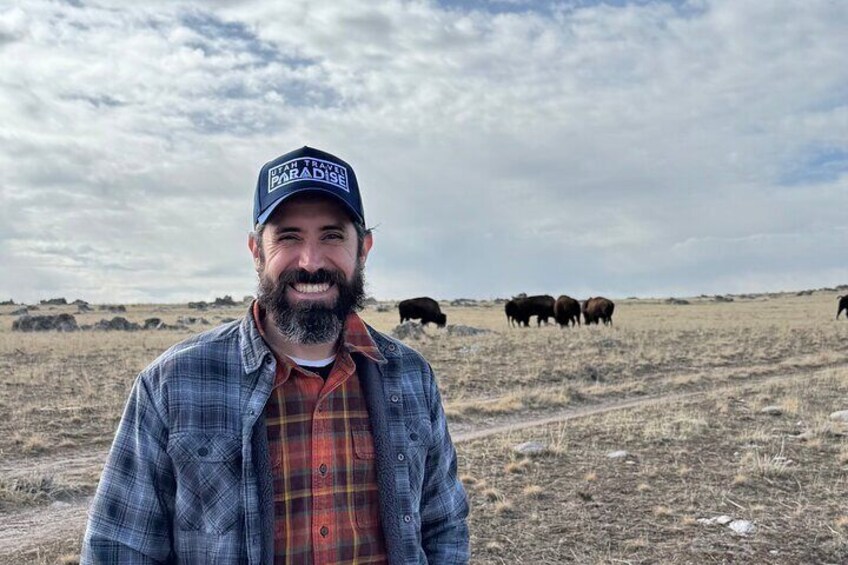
829,410,848,422
728,519,756,535
92,317,140,331
606,450,629,459
513,441,547,456
697,515,734,526
446,324,490,337
12,314,79,332
143,318,164,330
392,321,427,340
760,405,783,415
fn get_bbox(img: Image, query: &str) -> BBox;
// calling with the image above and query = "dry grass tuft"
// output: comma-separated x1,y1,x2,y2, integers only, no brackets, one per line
653,505,673,518
522,485,544,499
494,500,514,515
505,459,532,474
584,471,598,482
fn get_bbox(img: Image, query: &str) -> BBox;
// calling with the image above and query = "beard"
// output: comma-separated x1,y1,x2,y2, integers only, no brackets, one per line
256,261,366,345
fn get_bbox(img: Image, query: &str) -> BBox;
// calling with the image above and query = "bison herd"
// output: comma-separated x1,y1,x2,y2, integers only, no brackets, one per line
396,294,844,330
506,294,614,328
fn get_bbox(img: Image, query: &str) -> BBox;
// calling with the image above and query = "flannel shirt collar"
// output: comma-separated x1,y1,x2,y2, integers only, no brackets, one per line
240,301,386,377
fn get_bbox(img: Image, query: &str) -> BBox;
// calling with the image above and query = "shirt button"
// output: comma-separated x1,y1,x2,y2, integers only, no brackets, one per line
319,463,328,475
390,394,400,403
403,514,412,523
387,344,397,352
320,526,329,537
397,453,405,462
264,356,272,364
197,447,209,457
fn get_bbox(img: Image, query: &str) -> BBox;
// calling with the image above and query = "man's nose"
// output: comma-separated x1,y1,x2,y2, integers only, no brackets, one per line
296,242,325,272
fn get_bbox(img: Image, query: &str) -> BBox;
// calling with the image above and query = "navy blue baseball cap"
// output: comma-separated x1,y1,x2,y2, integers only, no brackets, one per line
253,146,364,226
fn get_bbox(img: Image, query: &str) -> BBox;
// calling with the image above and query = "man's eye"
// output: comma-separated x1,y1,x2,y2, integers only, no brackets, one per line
324,233,344,240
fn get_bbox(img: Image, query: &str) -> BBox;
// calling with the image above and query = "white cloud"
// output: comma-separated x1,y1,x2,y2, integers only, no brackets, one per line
0,0,846,303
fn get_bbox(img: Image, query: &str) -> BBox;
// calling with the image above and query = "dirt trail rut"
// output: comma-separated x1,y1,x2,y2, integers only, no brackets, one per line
0,364,841,559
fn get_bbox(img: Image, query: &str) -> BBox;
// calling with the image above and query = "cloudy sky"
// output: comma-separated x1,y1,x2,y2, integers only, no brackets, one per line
1,0,846,304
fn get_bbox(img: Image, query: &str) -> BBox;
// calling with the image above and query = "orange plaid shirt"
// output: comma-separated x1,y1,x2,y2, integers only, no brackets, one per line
254,303,388,565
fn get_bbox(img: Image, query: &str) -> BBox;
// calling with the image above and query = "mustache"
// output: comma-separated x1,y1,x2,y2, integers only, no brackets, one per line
277,268,347,287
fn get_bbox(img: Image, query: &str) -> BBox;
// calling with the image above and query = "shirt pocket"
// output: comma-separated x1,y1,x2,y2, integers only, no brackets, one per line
404,417,432,503
167,432,243,534
352,429,380,529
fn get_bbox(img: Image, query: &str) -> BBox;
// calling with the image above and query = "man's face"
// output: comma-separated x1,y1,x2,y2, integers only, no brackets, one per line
249,194,373,344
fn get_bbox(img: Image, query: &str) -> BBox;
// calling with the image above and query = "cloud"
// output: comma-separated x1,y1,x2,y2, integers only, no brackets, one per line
1,0,846,303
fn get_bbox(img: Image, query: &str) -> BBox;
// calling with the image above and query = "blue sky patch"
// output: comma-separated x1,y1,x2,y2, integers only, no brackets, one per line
780,146,848,186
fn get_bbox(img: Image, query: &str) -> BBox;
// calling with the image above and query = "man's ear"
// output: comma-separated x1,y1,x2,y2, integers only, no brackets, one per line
248,233,262,271
359,231,374,264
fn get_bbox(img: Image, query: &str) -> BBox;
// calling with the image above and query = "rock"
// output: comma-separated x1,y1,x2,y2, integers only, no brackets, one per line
77,303,93,312
450,298,478,307
375,304,391,313
513,441,547,456
829,410,848,422
446,324,490,337
92,317,140,331
40,297,68,305
606,450,628,459
760,405,783,415
728,519,756,535
176,316,199,325
392,321,427,340
143,317,164,330
11,307,29,316
664,298,690,305
99,304,126,313
71,299,89,306
12,314,79,332
188,301,208,310
697,515,734,526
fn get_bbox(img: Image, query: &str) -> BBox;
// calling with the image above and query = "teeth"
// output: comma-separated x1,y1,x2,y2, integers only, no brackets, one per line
293,283,331,294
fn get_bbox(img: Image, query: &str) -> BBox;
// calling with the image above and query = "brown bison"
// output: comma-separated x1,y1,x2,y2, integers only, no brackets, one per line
505,294,554,327
553,295,581,327
582,296,615,325
838,295,848,320
398,297,447,327
504,299,524,327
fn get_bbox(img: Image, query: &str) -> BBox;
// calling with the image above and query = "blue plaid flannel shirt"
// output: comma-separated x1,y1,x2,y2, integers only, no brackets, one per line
81,311,469,564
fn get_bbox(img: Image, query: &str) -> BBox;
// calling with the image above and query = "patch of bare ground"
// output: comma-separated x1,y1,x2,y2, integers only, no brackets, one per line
460,367,848,564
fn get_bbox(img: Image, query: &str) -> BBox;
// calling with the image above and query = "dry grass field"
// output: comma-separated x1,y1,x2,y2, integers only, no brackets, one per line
0,290,846,563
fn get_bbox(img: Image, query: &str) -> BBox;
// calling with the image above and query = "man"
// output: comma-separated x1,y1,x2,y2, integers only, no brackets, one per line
82,146,469,564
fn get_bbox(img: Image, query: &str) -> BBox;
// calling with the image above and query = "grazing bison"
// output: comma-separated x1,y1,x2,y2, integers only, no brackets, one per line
524,294,555,326
582,296,615,325
504,299,521,327
554,295,581,327
838,295,848,320
398,297,447,327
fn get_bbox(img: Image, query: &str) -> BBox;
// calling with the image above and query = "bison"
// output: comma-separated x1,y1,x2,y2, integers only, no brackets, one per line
553,295,581,327
398,297,446,327
582,296,615,325
504,299,523,327
838,295,848,320
525,295,555,326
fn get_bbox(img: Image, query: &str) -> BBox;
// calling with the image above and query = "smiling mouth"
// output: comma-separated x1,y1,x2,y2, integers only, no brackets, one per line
290,282,332,294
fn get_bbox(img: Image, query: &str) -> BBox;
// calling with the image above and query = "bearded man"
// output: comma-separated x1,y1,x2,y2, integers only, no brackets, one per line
82,146,470,564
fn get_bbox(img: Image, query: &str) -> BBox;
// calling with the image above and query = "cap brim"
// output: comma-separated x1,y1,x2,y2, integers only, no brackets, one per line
256,187,364,226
